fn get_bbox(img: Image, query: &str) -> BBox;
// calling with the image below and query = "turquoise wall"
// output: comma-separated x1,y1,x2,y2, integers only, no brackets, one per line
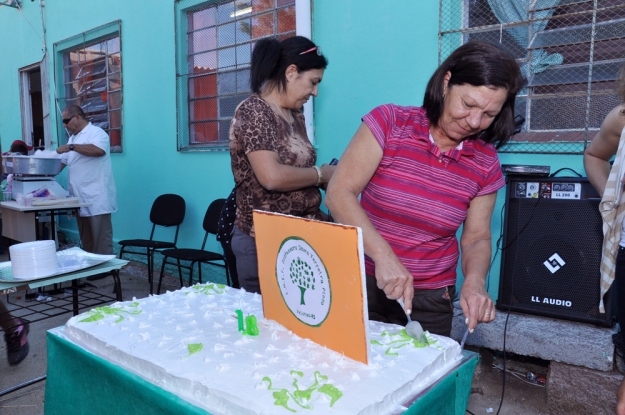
0,3,44,150
0,1,234,255
0,1,587,299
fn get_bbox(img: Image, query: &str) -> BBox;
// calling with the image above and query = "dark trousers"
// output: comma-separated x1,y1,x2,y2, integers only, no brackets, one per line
219,234,240,289
366,274,456,337
231,226,261,294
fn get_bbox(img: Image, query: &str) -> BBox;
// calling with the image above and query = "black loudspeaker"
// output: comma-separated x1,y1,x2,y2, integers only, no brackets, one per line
497,176,614,327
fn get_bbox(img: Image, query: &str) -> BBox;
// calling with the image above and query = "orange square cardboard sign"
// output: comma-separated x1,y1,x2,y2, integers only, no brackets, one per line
253,210,370,364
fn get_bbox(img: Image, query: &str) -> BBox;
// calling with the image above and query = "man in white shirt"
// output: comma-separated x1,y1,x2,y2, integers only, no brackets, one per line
56,105,117,261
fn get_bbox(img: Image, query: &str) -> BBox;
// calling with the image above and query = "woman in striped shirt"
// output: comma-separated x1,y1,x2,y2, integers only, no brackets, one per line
326,41,523,336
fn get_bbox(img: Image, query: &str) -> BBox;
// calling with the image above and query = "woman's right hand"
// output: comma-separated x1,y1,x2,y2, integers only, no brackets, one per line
373,250,414,314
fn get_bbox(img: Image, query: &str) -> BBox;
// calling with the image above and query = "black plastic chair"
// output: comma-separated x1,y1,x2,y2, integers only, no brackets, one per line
156,199,230,294
118,194,186,294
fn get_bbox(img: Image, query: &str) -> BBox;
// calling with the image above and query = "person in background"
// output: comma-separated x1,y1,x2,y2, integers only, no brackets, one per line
56,105,117,280
229,36,336,294
2,140,32,156
582,63,625,415
325,41,523,337
0,141,29,366
0,302,29,365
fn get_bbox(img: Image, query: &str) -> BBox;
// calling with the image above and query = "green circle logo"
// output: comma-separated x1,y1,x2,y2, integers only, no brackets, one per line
276,237,331,327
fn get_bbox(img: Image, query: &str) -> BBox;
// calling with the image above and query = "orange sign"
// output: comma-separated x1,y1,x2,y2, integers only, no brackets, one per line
253,210,369,364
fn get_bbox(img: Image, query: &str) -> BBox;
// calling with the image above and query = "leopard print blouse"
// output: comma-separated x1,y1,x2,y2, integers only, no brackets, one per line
229,94,326,237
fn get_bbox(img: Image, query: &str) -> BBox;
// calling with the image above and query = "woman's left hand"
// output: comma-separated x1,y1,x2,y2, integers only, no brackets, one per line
459,278,495,332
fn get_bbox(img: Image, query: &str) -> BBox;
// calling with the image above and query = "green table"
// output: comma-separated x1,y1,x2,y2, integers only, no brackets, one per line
1,258,128,302
0,259,128,398
45,330,478,415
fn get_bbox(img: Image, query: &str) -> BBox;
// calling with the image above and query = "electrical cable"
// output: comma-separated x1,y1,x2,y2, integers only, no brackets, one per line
495,186,527,415
491,364,546,388
16,1,46,50
549,167,582,177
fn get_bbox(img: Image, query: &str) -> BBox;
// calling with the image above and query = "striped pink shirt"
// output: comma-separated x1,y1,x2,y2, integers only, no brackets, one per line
361,104,505,289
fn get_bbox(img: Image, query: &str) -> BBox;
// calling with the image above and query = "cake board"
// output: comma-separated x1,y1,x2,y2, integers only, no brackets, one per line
44,329,478,415
253,211,370,364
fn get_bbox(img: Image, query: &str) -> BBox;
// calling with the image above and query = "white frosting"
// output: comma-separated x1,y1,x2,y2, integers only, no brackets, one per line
63,283,462,415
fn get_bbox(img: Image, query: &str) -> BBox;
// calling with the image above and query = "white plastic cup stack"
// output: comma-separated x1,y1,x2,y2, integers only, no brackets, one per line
10,240,58,279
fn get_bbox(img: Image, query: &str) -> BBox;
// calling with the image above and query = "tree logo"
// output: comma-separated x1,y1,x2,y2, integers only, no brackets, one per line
276,237,331,326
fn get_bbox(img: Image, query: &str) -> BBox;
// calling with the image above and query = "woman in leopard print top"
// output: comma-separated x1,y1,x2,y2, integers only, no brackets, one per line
229,36,336,294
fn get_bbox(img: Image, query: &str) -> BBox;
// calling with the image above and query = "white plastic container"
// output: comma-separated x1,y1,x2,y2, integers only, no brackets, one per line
10,240,58,279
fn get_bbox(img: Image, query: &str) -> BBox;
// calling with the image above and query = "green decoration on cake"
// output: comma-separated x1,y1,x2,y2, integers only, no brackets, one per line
262,370,342,412
235,309,245,332
245,315,259,336
235,310,260,336
186,343,203,357
370,329,436,356
289,257,316,305
186,283,226,296
78,301,142,323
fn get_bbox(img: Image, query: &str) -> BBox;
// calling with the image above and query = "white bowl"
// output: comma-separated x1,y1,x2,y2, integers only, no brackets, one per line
10,240,58,279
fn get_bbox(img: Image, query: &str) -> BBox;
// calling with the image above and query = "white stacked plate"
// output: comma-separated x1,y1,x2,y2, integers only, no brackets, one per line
10,240,58,280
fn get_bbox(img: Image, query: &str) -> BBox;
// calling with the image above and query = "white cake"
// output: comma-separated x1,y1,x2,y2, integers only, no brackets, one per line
63,283,462,415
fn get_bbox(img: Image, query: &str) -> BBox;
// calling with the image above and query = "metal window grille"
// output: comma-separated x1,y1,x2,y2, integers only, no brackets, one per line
439,0,625,154
61,36,123,152
175,0,296,152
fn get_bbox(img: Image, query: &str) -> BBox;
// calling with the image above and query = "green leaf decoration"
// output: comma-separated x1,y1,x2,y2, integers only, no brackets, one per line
262,370,342,411
272,390,297,413
186,283,226,296
318,383,343,407
78,304,142,323
371,329,434,356
79,313,105,323
186,343,203,357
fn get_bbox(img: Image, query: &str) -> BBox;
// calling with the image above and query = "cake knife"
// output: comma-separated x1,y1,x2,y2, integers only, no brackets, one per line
459,326,470,351
397,298,425,341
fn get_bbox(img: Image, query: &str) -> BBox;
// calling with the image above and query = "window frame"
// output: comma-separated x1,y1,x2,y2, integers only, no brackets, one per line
53,20,123,152
174,0,312,152
439,0,625,154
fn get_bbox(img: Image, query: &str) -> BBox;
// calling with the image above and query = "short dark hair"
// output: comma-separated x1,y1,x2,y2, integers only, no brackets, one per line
423,41,524,149
9,143,28,155
250,36,328,94
63,105,86,120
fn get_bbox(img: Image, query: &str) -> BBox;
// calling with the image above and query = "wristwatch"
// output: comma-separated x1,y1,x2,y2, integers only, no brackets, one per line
69,144,74,151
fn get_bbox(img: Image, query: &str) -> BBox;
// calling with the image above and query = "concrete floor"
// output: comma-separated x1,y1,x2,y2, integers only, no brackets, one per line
0,254,549,415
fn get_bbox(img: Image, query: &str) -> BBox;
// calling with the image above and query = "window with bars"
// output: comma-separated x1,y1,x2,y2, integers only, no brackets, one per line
61,36,123,152
439,0,625,154
175,0,296,152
